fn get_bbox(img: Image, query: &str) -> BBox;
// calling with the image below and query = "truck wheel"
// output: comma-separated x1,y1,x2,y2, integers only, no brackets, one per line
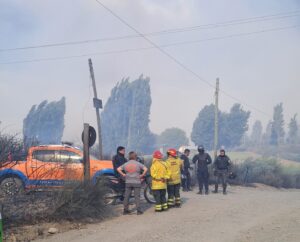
144,183,156,204
0,177,24,196
103,187,117,205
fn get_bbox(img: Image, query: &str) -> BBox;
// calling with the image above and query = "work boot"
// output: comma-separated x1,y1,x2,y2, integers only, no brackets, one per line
123,209,130,215
197,190,203,195
137,210,143,215
205,190,209,195
162,203,168,211
223,185,227,195
214,184,218,193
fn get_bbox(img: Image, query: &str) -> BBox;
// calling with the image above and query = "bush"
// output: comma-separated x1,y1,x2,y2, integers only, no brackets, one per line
0,132,39,165
1,180,110,227
232,158,300,188
0,133,24,164
255,144,300,163
53,180,110,220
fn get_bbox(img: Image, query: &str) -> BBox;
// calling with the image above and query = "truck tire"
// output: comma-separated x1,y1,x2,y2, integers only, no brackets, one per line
0,177,24,196
103,187,117,205
144,183,156,204
96,176,117,205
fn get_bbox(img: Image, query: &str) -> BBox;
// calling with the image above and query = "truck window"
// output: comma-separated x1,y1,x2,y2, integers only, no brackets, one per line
58,151,82,164
32,150,56,162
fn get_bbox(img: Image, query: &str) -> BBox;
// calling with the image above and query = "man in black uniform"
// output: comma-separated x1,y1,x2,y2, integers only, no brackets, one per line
180,149,192,192
112,146,127,200
112,146,127,176
213,149,231,195
192,145,212,195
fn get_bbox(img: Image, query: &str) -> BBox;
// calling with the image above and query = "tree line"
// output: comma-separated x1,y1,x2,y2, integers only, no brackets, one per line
15,76,299,157
249,103,299,147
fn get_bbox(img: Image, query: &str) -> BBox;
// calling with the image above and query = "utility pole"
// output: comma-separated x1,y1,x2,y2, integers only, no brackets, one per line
214,78,220,159
88,58,103,159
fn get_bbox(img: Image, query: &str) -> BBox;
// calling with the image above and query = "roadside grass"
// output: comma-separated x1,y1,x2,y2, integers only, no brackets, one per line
232,158,300,189
225,152,261,163
2,181,110,224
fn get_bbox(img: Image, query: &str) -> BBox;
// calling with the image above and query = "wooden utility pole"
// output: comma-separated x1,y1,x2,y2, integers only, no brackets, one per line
214,78,220,159
88,58,103,159
83,123,91,181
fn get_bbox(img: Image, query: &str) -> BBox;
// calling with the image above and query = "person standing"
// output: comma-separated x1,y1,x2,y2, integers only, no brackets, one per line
180,149,192,192
166,148,183,208
117,151,148,215
112,146,127,200
112,146,127,176
192,145,212,195
150,150,170,212
213,149,231,195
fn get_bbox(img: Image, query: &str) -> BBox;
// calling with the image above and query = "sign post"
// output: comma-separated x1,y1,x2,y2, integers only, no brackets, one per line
82,124,97,182
0,210,3,242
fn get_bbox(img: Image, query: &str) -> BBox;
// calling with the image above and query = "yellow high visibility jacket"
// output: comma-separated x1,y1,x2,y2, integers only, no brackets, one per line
165,157,183,185
150,158,170,190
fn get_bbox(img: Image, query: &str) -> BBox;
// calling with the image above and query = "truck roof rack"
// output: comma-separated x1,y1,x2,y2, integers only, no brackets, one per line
62,141,74,146
37,144,81,150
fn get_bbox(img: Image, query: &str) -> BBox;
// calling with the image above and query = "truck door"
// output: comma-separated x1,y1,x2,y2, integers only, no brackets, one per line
30,149,65,187
58,150,84,183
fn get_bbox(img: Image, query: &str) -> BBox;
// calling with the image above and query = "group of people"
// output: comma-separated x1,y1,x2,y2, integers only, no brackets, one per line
112,145,232,215
184,145,232,195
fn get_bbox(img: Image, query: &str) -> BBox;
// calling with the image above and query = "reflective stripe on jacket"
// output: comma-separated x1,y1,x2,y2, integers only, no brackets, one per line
166,157,183,185
150,158,170,190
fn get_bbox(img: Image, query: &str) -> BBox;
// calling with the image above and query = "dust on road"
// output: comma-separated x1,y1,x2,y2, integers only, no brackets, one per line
36,186,300,242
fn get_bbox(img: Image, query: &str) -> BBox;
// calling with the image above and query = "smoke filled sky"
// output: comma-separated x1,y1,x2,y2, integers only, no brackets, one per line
1,0,300,143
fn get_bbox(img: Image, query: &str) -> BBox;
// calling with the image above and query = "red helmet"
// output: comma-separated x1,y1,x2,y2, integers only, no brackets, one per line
153,150,163,159
167,148,177,157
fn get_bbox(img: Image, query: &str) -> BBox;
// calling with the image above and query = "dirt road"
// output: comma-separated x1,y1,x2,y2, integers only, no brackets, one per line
36,185,300,242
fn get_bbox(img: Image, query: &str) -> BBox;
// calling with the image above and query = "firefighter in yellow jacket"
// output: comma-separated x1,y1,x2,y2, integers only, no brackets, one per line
150,150,170,212
166,148,183,208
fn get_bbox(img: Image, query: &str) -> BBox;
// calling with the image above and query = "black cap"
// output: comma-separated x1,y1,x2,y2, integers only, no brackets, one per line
117,146,125,153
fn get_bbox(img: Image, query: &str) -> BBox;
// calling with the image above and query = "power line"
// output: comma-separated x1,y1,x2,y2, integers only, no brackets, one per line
1,24,299,67
160,24,300,48
0,46,154,64
93,0,273,118
1,10,299,52
149,11,300,35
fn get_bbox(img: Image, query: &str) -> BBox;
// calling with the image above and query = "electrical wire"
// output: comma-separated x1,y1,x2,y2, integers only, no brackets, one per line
0,10,299,52
1,24,298,66
93,0,273,117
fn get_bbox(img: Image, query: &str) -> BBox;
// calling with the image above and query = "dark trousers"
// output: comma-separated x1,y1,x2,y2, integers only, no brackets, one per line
153,189,167,211
123,184,141,211
182,170,191,190
197,170,209,192
167,183,181,206
215,170,228,192
118,177,126,200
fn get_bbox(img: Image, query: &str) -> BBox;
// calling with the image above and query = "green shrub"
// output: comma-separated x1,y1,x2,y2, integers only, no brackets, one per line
232,158,300,188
